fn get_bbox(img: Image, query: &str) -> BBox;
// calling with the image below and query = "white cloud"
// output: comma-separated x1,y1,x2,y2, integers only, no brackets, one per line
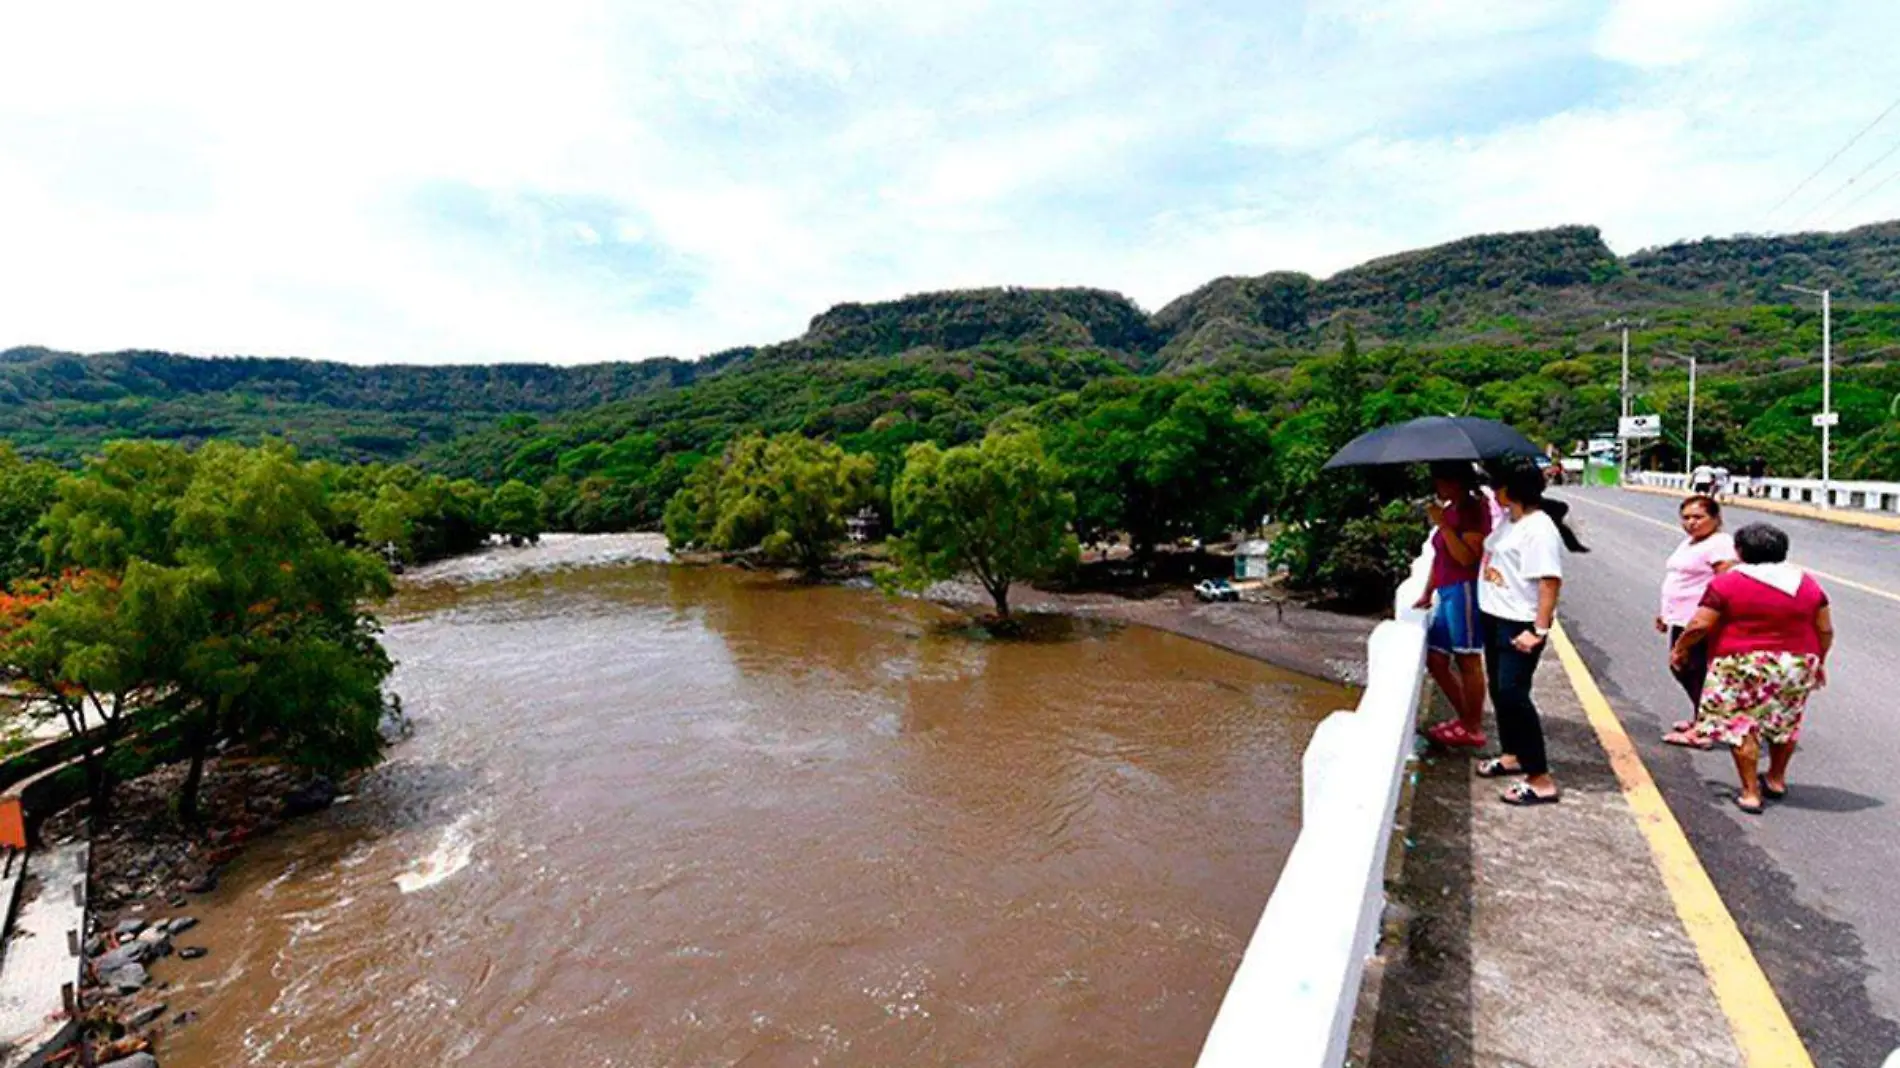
0,0,1895,365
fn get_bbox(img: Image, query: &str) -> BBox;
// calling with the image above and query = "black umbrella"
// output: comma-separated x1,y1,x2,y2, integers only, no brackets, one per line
1321,416,1542,470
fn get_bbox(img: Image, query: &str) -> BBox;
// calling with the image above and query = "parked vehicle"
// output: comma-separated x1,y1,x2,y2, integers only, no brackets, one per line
1194,578,1239,602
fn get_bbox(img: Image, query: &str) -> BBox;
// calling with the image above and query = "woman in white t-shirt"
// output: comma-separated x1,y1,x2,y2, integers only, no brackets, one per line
1474,460,1590,805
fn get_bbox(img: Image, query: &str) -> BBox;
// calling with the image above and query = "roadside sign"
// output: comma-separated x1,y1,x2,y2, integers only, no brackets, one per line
1618,414,1661,439
1811,412,1840,428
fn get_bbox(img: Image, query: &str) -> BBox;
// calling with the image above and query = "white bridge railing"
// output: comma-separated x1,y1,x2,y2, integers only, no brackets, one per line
1197,545,1431,1068
1632,471,1900,516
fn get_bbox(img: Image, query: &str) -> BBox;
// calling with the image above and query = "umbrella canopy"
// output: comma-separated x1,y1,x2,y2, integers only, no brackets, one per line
1321,416,1542,470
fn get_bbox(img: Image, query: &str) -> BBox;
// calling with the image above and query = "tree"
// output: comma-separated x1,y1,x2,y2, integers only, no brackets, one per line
39,441,395,820
486,480,545,547
1045,379,1275,565
889,431,1078,620
663,434,875,573
0,572,159,816
0,445,58,588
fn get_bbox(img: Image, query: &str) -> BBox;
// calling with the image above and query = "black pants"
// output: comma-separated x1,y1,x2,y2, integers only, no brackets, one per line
1482,613,1550,777
1668,625,1709,712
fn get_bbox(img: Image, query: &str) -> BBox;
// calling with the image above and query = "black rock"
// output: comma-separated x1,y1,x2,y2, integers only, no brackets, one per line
282,776,340,818
113,919,146,939
185,872,219,894
169,916,199,935
169,894,189,908
178,946,208,960
127,1001,168,1028
85,935,105,957
102,962,148,993
95,942,153,971
100,1054,158,1068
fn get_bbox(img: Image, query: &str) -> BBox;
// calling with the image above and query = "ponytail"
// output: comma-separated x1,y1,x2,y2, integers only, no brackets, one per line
1540,498,1590,554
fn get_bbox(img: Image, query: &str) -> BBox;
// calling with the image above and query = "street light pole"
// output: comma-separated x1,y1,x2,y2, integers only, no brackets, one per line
1782,285,1834,508
1605,318,1641,483
1663,350,1697,477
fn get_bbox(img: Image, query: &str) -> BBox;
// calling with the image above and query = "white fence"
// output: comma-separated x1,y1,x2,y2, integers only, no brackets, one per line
1632,471,1900,516
1197,546,1431,1068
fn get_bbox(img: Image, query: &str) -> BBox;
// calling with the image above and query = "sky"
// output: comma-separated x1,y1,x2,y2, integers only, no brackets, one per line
3,0,1898,366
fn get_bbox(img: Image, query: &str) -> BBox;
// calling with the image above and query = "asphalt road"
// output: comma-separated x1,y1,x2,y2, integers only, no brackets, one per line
1554,486,1900,1068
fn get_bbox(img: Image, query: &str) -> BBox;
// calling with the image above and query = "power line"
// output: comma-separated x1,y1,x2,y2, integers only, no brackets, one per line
1795,136,1900,226
1822,161,1900,226
1762,91,1900,222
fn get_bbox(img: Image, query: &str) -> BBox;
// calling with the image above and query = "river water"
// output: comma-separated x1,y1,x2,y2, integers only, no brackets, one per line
156,540,1342,1067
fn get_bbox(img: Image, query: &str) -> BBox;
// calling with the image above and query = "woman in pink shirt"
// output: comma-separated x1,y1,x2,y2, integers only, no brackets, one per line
1656,495,1736,749
1667,524,1834,814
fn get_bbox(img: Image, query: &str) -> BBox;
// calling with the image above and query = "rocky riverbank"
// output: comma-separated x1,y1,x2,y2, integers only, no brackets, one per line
39,757,354,1064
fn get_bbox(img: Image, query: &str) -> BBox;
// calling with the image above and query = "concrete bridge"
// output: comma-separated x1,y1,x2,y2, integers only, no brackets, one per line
1201,484,1900,1068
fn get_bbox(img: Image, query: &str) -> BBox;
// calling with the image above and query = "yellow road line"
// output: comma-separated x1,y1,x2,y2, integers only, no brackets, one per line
1569,494,1900,606
1624,482,1900,533
1550,623,1814,1068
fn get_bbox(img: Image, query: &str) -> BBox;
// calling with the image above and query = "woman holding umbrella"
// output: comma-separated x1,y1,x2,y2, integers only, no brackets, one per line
1473,459,1589,805
1418,461,1493,749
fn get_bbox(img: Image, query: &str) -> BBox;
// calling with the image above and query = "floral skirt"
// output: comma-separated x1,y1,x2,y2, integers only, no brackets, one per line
1691,651,1821,747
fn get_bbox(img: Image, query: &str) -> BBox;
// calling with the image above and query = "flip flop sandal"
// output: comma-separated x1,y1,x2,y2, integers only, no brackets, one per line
1762,783,1787,801
1734,796,1765,815
1501,782,1560,806
1429,723,1488,749
1670,719,1695,733
1475,758,1521,778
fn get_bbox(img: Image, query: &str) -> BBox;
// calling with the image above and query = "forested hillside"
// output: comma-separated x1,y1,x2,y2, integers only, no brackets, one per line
7,220,1899,519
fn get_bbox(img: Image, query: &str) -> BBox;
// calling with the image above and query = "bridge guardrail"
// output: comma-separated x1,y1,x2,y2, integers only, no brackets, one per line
1632,471,1900,516
1196,543,1431,1068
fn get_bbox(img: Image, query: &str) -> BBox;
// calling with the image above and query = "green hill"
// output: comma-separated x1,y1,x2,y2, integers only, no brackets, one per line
7,220,1899,499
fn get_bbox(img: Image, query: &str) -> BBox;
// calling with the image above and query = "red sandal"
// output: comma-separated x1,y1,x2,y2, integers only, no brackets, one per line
1427,721,1488,749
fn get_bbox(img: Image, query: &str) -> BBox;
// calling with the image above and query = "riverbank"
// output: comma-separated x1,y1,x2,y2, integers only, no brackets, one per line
921,579,1377,688
34,757,355,1062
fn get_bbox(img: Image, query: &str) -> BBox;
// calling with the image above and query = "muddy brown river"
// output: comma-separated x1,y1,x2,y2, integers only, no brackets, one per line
156,544,1342,1066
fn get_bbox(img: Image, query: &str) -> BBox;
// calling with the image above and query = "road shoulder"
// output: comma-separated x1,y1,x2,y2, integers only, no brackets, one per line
1367,646,1750,1067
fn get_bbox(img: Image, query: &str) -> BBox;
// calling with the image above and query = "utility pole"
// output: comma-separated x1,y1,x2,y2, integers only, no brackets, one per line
1605,318,1642,483
1782,285,1834,508
1663,350,1697,478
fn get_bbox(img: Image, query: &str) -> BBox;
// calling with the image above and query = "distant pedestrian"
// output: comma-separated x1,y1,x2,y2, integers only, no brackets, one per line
1665,524,1833,814
1690,462,1715,496
1747,455,1768,498
1474,459,1590,806
1711,465,1731,500
1657,495,1736,748
1417,462,1493,749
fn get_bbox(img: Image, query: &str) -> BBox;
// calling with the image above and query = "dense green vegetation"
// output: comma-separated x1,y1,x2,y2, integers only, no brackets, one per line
1,442,400,818
6,220,1900,606
664,433,876,572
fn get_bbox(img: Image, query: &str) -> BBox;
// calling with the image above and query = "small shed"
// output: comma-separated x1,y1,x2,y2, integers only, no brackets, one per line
1234,539,1273,580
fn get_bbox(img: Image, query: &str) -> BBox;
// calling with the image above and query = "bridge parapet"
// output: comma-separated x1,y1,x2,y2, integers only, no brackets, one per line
1196,542,1430,1068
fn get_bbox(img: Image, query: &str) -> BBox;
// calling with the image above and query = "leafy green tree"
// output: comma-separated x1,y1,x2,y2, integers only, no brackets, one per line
889,431,1078,620
0,572,159,816
1044,379,1276,564
38,441,395,820
486,480,545,547
0,444,59,587
664,434,875,572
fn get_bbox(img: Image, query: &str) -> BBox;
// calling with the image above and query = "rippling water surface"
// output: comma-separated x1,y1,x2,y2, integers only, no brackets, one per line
157,543,1341,1067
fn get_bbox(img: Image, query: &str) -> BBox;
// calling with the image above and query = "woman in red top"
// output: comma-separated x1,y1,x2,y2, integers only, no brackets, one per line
1667,523,1834,814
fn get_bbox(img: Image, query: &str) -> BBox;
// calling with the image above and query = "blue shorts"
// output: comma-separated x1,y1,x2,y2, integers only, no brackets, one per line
1428,580,1482,656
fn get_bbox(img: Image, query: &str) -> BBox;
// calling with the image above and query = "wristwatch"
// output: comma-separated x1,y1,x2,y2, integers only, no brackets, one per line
1530,625,1551,639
